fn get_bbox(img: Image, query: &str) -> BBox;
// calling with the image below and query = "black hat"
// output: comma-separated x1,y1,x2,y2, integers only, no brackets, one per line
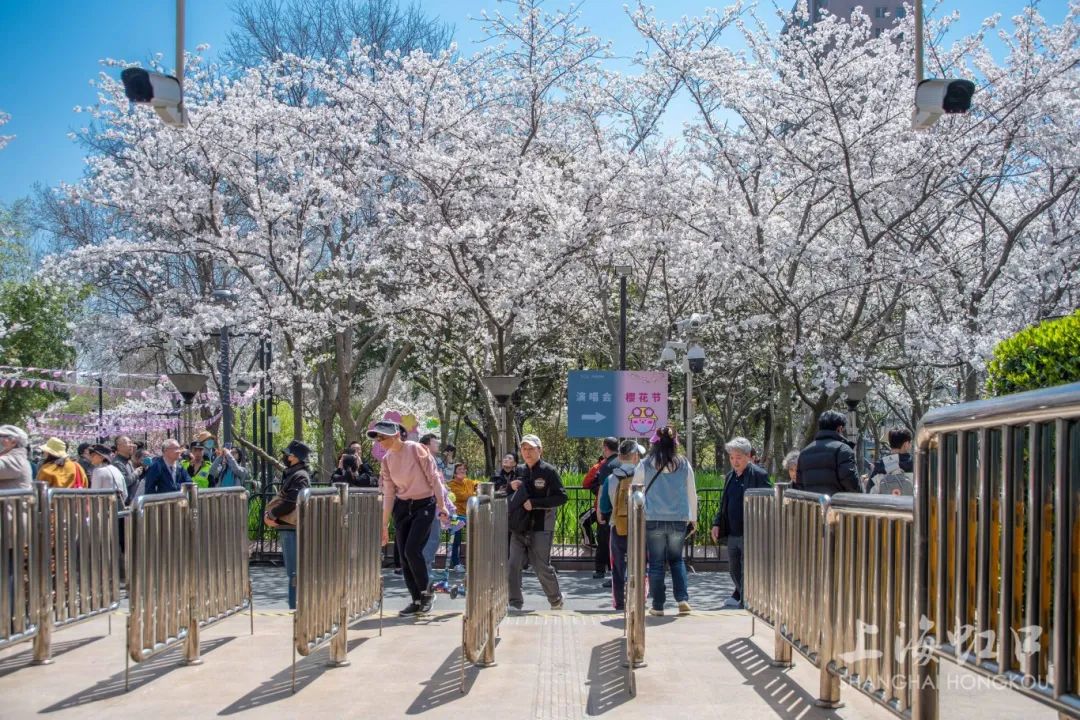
89,443,112,459
283,440,311,462
189,441,205,450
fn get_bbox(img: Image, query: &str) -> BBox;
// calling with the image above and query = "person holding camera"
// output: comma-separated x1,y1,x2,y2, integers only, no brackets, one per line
636,426,697,616
208,444,250,488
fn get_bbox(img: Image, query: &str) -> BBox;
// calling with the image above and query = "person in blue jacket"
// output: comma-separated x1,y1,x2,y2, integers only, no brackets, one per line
143,439,192,495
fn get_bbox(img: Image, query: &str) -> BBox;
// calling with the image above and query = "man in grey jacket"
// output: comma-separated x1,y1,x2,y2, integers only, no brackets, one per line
0,425,32,490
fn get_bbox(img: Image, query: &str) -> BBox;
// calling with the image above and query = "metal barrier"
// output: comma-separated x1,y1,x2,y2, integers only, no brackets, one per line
126,484,253,689
623,483,646,696
184,485,253,664
2,484,123,665
126,490,191,682
293,484,349,689
0,488,41,654
345,488,384,625
42,487,123,661
744,486,915,713
825,494,915,715
778,489,834,677
744,484,791,666
461,483,508,689
913,382,1080,720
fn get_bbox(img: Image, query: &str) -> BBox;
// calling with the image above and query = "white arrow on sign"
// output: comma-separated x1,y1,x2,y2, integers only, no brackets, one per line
581,412,606,423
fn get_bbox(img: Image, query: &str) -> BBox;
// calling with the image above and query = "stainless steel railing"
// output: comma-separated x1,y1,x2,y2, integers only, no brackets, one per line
0,488,41,654
125,484,253,688
184,485,253,664
624,483,646,696
42,486,123,661
461,483,507,686
825,494,915,715
293,484,348,674
743,486,915,713
744,484,791,666
778,489,833,670
913,382,1080,720
126,490,191,675
345,488,383,625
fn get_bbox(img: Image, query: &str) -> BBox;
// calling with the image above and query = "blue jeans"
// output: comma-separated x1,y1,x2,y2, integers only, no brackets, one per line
450,528,464,567
422,514,442,570
645,521,689,610
279,529,297,610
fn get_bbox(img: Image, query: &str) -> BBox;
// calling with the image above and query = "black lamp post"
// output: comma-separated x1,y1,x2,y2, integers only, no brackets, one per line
614,264,632,371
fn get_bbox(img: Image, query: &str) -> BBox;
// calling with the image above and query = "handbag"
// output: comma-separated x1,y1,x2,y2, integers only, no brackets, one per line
264,494,298,528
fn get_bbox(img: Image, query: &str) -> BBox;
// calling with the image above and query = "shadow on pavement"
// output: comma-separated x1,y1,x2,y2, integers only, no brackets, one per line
719,638,845,719
41,636,235,712
219,637,368,713
405,640,489,714
0,635,104,679
358,611,459,632
585,637,632,716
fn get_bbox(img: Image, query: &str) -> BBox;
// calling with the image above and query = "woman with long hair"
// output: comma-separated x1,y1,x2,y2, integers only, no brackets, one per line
634,426,697,616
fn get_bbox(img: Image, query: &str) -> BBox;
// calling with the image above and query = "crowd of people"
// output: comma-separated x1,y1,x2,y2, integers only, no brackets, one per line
1,408,915,618
0,424,252,502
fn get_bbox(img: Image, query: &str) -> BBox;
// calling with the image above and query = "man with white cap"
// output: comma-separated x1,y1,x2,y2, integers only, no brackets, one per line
0,425,32,490
507,434,567,612
369,419,450,616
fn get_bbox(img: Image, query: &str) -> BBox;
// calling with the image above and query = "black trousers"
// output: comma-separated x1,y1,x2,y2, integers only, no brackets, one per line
594,523,610,573
392,496,436,601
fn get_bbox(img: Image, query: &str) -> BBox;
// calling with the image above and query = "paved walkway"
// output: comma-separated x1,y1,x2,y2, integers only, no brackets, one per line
0,570,1060,719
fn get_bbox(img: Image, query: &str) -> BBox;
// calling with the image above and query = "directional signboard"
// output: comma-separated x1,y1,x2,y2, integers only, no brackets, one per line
567,370,668,438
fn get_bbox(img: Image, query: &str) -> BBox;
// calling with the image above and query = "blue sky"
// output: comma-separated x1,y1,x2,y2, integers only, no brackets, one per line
0,0,1070,204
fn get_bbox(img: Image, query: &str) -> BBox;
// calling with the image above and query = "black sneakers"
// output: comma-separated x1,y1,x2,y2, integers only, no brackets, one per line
399,601,421,617
419,592,435,614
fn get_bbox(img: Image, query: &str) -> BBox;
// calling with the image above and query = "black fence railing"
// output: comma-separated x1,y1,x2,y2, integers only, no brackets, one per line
247,484,732,566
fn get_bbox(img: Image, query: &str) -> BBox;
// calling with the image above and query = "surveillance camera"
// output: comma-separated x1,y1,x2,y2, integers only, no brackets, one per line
121,67,187,128
912,78,975,130
687,344,705,374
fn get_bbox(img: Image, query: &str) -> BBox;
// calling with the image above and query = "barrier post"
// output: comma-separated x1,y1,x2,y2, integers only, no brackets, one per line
182,483,203,665
31,482,52,665
623,481,646,697
328,482,350,667
772,482,792,668
479,483,496,668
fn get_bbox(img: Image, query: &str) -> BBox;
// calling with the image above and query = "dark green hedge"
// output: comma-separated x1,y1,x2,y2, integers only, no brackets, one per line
987,310,1080,396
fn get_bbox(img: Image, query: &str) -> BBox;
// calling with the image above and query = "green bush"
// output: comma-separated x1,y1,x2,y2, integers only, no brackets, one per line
987,311,1080,396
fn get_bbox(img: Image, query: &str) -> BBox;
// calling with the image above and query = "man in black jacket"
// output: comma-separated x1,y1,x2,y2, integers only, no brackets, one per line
711,437,771,609
795,410,859,495
507,434,568,612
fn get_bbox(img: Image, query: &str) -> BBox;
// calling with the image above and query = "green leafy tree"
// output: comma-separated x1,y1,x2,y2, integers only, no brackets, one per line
0,202,83,425
986,311,1080,396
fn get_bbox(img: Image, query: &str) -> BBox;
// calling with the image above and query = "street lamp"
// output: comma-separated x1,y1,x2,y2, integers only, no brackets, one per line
613,264,632,371
658,334,707,467
842,379,870,477
167,371,207,443
482,375,522,460
234,377,252,446
212,289,239,446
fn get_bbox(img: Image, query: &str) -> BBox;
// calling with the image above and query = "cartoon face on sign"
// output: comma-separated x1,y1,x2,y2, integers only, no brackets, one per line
628,406,657,435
